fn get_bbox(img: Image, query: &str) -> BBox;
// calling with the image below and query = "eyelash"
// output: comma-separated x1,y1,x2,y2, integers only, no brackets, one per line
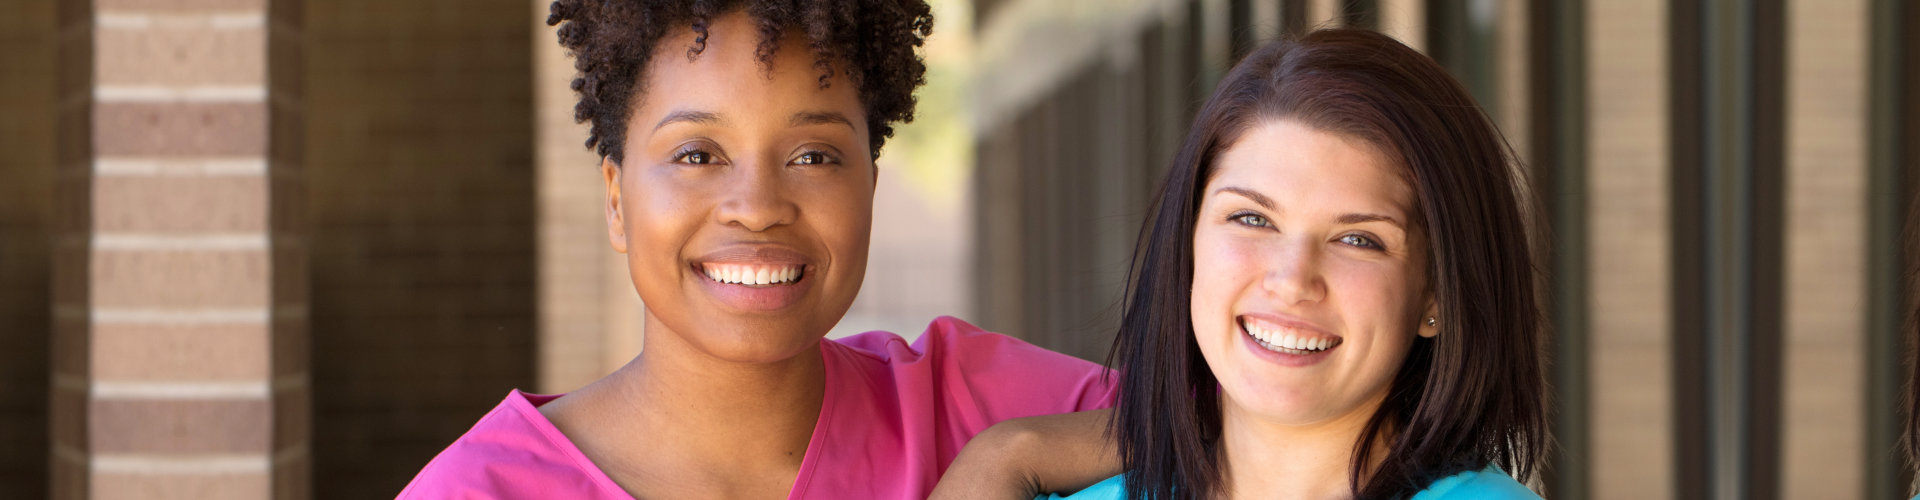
1228,211,1387,252
671,144,720,165
791,149,841,166
669,146,841,167
1230,211,1270,228
1339,233,1383,250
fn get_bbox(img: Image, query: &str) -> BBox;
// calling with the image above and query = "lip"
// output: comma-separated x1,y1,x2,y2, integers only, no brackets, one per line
693,245,815,266
1237,313,1341,367
690,244,818,312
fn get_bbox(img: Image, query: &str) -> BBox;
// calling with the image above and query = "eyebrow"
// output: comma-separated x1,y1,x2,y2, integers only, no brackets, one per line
1214,186,1276,210
1214,186,1406,230
1337,213,1406,230
653,110,723,132
789,110,856,131
651,110,855,133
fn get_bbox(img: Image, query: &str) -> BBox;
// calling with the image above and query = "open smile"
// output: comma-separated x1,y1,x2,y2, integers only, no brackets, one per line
1238,314,1342,365
698,262,805,286
690,245,817,311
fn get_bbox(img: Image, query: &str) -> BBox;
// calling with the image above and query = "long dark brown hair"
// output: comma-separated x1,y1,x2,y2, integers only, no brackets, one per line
1106,29,1548,499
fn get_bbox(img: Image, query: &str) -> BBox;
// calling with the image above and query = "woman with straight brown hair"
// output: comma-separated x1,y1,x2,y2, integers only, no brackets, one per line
935,29,1548,499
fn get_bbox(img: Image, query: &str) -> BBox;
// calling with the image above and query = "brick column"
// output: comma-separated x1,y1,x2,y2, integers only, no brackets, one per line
534,0,645,393
51,0,307,498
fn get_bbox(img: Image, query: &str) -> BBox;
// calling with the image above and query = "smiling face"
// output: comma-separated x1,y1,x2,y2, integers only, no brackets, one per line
1191,119,1438,428
604,11,873,364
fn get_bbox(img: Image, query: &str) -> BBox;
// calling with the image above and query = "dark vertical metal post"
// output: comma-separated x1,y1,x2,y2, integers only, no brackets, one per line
1867,0,1918,497
1230,0,1254,61
1279,0,1307,36
1668,1,1710,498
1528,1,1587,497
1427,0,1499,129
1342,0,1378,30
1744,3,1785,498
1672,1,1785,498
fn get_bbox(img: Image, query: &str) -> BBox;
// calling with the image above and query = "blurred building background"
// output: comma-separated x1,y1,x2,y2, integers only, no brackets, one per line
0,0,1913,499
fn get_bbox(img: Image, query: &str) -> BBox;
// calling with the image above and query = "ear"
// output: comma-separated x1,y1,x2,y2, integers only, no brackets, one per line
1418,296,1440,338
602,158,628,254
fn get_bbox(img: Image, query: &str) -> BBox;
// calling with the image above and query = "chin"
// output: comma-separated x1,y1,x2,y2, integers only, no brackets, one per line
1224,378,1332,422
696,320,830,362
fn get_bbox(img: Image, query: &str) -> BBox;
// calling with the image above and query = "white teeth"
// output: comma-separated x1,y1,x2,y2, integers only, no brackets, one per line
702,264,803,285
1243,320,1336,353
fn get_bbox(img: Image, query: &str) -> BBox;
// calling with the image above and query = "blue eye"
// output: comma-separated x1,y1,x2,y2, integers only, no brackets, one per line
1231,213,1270,228
1339,233,1382,250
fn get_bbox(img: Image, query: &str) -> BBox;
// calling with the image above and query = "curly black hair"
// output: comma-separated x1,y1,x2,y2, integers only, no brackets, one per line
546,0,933,164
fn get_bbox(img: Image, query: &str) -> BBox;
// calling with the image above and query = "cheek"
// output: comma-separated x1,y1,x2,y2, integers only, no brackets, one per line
826,183,874,240
1189,228,1259,337
811,175,874,250
798,173,875,300
1325,260,1423,344
627,177,701,251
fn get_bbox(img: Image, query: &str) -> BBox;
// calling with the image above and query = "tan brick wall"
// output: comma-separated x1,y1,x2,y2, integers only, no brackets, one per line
532,0,645,394
1376,0,1424,52
1783,0,1870,497
48,0,96,496
0,0,57,495
306,0,535,496
1586,0,1674,498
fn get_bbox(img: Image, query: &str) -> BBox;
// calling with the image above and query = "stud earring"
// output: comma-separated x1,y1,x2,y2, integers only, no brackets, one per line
1426,317,1436,327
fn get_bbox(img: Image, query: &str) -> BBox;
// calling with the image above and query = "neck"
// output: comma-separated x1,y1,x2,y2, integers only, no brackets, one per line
1216,392,1391,500
556,312,827,490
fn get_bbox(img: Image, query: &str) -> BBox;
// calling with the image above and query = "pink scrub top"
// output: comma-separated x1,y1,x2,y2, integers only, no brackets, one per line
398,316,1116,499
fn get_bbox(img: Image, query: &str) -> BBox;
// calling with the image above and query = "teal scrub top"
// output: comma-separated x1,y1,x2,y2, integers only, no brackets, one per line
1040,465,1539,500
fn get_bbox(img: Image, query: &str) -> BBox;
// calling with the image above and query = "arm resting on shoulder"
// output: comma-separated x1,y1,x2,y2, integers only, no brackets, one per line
930,409,1121,500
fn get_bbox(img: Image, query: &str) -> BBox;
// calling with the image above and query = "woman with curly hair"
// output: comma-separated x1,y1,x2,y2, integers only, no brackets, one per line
399,2,1113,498
934,30,1547,499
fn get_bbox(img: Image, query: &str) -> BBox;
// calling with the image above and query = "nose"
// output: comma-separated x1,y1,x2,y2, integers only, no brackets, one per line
713,160,798,232
1263,239,1326,304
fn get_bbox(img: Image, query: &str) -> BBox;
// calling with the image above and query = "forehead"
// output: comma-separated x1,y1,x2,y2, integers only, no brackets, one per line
637,12,864,120
1209,119,1414,217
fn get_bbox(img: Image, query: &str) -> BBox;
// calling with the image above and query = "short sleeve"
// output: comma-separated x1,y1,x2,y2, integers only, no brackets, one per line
814,316,1116,497
1038,474,1128,500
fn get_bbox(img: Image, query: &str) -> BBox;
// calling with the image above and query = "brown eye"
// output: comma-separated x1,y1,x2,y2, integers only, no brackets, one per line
791,150,838,166
673,150,715,165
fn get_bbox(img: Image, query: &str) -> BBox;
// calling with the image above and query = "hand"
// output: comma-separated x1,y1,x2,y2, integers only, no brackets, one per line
930,409,1120,500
